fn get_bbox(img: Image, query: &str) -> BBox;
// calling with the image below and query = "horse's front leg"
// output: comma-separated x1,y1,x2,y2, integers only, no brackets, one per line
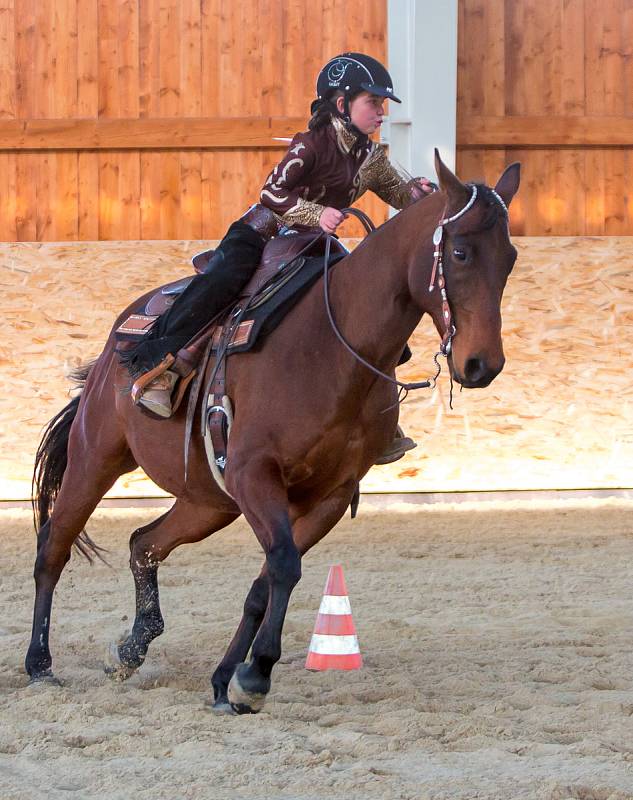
211,480,359,710
224,458,301,714
210,566,269,711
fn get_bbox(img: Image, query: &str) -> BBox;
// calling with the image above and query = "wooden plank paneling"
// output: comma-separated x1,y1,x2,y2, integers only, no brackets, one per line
179,151,203,239
53,0,78,118
159,151,180,239
2,0,391,240
9,0,633,239
159,0,181,117
119,0,140,118
139,0,159,118
54,151,79,240
15,154,36,240
7,114,633,151
0,117,309,149
77,151,99,240
140,151,161,239
77,0,98,116
458,0,505,116
458,0,633,235
0,153,17,240
457,116,633,146
14,0,35,118
98,152,140,239
0,0,16,119
181,0,202,117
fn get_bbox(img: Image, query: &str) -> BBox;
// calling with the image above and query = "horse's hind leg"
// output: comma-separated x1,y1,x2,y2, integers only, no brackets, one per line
25,453,131,682
105,500,238,681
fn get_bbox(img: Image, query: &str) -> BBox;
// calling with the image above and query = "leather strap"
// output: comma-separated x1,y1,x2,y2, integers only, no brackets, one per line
208,353,228,468
205,311,240,472
171,370,197,414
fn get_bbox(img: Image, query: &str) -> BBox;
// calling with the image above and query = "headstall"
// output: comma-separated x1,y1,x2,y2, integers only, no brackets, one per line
428,184,478,356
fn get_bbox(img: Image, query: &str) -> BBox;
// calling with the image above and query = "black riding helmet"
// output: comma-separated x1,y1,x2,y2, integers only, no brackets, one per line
316,52,401,103
316,52,401,107
312,53,401,137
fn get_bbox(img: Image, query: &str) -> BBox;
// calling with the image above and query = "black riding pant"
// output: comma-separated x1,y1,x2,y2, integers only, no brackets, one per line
120,220,266,377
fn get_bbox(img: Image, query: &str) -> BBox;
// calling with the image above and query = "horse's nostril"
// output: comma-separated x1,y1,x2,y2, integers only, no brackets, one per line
464,357,486,383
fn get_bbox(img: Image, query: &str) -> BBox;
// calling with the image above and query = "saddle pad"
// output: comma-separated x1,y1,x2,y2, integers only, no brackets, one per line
217,251,347,354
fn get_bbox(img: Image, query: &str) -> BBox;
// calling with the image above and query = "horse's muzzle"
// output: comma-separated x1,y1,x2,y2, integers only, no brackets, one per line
452,355,505,388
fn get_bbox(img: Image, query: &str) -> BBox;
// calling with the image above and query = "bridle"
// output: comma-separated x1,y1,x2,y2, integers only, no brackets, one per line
322,189,485,396
428,185,478,358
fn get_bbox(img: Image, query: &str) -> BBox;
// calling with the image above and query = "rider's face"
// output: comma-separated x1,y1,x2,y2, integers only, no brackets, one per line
337,92,386,135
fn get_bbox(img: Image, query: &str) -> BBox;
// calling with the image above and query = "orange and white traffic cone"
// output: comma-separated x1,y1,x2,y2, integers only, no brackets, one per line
305,564,362,671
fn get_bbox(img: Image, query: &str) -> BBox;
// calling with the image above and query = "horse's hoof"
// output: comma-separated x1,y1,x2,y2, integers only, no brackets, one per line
227,663,269,714
103,641,137,682
207,697,236,715
28,670,63,687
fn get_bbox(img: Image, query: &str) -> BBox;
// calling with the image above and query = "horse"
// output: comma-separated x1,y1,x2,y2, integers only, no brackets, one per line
25,152,520,714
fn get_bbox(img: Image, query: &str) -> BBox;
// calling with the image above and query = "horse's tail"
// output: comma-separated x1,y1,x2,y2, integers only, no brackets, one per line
32,360,106,563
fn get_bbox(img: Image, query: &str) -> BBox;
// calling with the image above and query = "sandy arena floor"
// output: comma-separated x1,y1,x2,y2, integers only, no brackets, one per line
2,499,633,800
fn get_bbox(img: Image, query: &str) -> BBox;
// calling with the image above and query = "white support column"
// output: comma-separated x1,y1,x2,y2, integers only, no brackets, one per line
384,0,458,184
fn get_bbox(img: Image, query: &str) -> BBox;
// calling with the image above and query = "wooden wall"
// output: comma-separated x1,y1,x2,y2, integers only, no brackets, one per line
0,0,388,241
2,1,631,240
457,0,633,235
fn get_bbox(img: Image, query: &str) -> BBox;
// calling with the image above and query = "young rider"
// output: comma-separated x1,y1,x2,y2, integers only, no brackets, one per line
123,52,433,462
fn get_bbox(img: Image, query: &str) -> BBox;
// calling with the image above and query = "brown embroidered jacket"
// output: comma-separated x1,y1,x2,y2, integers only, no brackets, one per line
260,117,414,227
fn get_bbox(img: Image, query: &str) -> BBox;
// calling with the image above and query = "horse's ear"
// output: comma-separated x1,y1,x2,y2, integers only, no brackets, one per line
494,162,521,207
434,148,469,206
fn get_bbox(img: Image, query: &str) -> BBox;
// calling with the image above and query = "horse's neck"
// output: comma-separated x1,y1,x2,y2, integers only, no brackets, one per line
329,194,442,366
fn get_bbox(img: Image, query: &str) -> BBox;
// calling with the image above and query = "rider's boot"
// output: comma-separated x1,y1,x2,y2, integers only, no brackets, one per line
374,425,417,465
136,368,178,418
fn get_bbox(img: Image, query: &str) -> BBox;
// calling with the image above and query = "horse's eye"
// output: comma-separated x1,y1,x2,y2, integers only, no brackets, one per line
453,248,467,261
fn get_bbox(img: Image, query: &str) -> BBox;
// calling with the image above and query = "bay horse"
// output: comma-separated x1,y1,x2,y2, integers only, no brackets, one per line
26,152,520,714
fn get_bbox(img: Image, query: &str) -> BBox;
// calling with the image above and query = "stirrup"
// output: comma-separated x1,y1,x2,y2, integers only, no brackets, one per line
131,354,175,405
137,370,178,418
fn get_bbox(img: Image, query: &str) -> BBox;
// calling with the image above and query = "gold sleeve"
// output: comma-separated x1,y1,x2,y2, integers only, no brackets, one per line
359,145,413,210
279,198,325,228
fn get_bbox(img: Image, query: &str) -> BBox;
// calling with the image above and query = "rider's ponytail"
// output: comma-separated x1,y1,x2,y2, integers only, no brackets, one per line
308,94,343,131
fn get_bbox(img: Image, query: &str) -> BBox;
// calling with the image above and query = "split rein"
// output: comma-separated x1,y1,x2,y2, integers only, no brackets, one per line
321,196,478,403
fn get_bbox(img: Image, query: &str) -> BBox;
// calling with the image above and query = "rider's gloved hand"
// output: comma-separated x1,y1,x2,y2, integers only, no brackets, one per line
409,177,436,201
319,207,346,234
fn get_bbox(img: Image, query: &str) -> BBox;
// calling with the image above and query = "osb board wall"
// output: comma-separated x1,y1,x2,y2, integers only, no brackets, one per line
457,0,633,235
0,0,388,241
1,237,631,500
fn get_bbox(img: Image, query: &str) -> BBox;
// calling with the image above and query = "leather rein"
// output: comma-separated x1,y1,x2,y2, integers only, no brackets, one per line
322,194,479,395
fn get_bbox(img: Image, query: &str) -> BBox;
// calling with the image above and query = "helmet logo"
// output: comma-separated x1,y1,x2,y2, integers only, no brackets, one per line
327,59,350,87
